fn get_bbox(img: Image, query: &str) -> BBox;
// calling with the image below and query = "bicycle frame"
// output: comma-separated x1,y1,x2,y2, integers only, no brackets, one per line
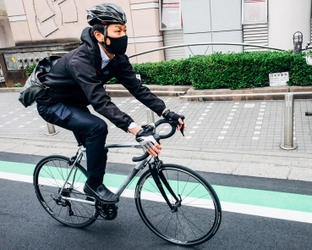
59,118,185,208
59,143,153,206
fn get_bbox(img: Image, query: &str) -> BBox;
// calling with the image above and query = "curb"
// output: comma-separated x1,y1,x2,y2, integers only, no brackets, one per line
105,84,189,97
182,86,312,101
1,137,312,182
1,85,312,100
0,87,23,93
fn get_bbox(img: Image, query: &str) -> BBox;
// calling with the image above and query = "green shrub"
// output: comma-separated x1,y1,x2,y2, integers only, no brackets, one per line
189,51,295,90
133,58,192,86
289,53,312,85
14,83,22,87
25,63,37,77
111,51,312,89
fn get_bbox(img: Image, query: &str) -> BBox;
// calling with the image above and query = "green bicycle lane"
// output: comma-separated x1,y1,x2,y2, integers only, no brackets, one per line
1,160,312,224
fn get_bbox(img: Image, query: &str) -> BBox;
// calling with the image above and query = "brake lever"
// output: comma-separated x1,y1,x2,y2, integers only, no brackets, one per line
180,123,185,136
179,115,185,136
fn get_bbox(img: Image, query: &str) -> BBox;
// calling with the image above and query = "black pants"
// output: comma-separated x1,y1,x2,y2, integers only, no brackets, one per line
37,103,108,178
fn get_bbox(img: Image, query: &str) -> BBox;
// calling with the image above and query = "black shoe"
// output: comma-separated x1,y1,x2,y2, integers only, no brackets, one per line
83,183,119,204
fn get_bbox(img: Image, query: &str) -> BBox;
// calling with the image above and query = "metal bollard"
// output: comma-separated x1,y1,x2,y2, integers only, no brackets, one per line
280,93,297,150
146,108,155,125
46,122,58,136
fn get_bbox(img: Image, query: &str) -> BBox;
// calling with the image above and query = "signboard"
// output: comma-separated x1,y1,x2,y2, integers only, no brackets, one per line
160,0,182,30
269,72,289,86
242,0,267,24
3,52,48,70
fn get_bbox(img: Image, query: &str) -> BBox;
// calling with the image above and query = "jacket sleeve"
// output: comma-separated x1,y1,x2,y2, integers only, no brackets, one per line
116,55,166,116
69,52,134,132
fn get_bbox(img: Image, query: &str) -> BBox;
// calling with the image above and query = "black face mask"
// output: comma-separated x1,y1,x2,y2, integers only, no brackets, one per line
105,35,128,55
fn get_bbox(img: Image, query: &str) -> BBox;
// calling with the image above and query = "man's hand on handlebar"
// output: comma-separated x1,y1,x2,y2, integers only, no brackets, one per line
128,114,186,161
162,109,186,135
130,124,162,156
127,110,185,158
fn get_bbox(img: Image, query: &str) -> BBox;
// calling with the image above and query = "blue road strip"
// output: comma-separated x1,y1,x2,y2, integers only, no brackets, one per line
1,160,312,224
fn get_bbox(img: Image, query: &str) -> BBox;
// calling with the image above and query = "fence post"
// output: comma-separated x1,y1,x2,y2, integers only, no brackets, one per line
46,122,58,136
280,93,297,150
146,108,155,125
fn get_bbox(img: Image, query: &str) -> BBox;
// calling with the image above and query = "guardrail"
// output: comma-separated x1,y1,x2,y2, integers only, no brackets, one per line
128,42,286,58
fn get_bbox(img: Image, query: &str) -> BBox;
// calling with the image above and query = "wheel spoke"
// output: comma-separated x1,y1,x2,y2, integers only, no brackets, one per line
135,164,222,246
33,156,98,228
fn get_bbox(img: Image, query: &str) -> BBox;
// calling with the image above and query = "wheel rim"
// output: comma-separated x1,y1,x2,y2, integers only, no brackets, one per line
135,165,221,246
34,156,98,227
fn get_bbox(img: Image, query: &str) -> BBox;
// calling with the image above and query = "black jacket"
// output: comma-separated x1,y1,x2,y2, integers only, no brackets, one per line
36,27,166,131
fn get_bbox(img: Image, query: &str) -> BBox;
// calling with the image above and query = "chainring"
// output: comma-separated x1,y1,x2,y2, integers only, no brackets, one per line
98,203,118,220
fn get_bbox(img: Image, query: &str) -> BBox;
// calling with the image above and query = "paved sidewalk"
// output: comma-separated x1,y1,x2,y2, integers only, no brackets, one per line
1,91,312,182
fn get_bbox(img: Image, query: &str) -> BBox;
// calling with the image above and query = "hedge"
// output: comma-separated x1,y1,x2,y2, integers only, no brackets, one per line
26,51,312,90
130,51,312,90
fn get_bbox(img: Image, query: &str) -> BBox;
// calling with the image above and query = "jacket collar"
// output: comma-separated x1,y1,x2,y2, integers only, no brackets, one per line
80,27,102,72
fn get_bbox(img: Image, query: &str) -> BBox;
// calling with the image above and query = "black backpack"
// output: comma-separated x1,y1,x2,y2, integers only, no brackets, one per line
19,56,60,107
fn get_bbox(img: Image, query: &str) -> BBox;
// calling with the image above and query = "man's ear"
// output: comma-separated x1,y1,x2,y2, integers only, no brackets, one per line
93,30,104,43
105,37,111,45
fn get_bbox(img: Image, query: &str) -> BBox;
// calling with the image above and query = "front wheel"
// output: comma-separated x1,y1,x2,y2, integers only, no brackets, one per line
33,155,98,228
135,164,222,246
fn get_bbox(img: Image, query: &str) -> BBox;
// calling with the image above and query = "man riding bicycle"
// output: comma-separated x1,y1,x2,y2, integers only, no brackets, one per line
35,3,185,204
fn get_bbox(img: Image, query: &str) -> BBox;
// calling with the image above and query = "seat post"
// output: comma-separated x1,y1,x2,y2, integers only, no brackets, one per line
73,132,85,147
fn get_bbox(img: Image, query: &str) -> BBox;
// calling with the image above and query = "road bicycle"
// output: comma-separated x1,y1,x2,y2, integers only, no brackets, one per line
33,118,222,246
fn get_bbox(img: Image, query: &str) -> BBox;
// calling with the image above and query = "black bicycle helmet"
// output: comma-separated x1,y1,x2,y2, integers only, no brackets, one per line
87,3,127,26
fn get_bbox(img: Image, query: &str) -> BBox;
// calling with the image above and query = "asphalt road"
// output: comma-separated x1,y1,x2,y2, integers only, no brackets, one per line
1,152,312,250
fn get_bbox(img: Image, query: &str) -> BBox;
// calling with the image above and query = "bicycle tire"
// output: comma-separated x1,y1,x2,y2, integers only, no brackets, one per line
135,163,222,246
33,155,98,228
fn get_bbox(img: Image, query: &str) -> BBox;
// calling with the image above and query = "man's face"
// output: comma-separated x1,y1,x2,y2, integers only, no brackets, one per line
94,24,127,46
106,24,127,39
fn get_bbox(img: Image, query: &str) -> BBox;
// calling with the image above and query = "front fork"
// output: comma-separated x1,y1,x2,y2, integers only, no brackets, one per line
149,159,182,212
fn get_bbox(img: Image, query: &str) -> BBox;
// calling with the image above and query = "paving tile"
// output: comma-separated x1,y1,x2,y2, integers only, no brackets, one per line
1,92,312,158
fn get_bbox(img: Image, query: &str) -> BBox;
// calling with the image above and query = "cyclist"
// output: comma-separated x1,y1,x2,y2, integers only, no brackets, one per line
35,3,185,204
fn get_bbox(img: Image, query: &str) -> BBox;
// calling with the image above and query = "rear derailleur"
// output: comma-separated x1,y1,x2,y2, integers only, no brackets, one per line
53,188,74,216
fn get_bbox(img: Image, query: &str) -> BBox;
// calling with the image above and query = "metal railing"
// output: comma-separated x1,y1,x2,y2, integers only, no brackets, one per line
128,42,286,59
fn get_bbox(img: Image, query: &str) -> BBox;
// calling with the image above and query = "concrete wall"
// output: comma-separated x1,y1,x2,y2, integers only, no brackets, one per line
0,0,14,48
268,0,311,50
1,0,312,63
182,0,243,56
2,0,164,63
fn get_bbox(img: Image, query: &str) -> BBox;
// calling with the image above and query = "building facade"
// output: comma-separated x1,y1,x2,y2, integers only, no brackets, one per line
0,0,311,85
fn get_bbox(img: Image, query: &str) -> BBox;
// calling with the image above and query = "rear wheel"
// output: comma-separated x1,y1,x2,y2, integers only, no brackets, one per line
135,164,222,246
33,155,98,228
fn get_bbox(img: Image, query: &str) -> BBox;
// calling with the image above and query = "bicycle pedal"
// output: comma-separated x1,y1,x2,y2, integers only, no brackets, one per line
99,204,118,220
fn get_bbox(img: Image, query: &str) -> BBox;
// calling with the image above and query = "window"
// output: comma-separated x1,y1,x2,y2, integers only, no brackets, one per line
159,0,183,30
242,0,267,24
